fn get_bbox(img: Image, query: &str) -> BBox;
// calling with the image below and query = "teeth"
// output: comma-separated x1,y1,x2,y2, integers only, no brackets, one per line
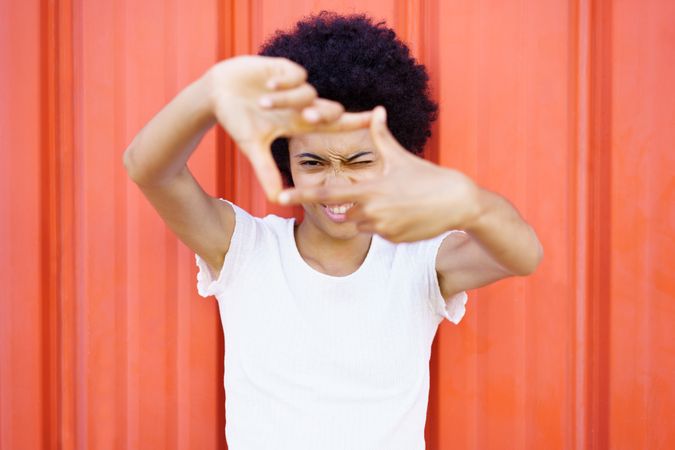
325,203,354,215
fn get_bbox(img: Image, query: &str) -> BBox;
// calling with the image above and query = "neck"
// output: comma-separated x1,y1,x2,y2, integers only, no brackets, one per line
294,220,372,276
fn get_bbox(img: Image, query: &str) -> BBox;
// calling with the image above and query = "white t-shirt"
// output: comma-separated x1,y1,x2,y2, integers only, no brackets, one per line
195,199,469,450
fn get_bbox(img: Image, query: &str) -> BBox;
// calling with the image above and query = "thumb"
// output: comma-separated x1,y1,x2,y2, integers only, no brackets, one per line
244,142,283,201
369,106,406,167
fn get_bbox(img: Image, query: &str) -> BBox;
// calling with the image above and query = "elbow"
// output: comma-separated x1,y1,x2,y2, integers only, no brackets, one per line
122,145,150,186
122,137,182,187
122,146,138,179
514,239,544,276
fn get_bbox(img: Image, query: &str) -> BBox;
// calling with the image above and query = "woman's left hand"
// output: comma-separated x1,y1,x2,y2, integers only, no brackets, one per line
279,106,484,242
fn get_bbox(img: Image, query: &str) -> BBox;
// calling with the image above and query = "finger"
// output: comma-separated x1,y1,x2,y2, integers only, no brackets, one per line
278,183,369,206
245,143,284,201
369,106,407,163
313,110,374,133
259,84,317,109
300,99,344,124
265,58,307,90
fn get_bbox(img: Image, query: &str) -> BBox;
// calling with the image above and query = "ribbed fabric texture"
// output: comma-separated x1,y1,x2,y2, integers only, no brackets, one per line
195,199,468,450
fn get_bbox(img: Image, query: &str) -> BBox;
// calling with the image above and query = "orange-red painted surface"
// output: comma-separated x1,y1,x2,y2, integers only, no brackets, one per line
1,0,673,449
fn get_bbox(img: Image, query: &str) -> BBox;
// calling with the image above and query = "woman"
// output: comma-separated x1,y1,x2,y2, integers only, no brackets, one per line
123,11,542,450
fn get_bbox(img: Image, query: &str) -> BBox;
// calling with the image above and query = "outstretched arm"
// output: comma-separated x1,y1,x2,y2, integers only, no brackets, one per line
433,188,543,298
123,56,372,273
278,106,543,295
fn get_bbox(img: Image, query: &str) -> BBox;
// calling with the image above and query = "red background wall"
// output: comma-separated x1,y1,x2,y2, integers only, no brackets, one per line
1,0,673,449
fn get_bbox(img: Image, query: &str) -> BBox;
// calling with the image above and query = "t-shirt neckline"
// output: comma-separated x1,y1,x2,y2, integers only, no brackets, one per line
287,218,378,281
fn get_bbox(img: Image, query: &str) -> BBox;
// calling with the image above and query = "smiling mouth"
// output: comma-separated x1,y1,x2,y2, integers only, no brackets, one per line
321,202,354,222
321,203,355,214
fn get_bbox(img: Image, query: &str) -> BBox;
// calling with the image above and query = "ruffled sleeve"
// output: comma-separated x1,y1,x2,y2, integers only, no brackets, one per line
194,199,256,299
422,230,469,325
195,253,227,298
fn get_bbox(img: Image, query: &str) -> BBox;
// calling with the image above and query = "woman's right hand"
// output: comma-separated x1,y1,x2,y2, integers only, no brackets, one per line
206,56,372,201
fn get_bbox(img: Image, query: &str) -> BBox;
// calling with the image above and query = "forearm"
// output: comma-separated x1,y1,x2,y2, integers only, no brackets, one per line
122,69,217,186
464,188,543,276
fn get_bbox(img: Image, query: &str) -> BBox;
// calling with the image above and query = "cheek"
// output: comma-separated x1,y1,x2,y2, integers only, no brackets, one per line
289,168,325,189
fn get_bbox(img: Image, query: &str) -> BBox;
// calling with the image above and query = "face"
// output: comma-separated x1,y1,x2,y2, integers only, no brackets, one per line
288,128,383,240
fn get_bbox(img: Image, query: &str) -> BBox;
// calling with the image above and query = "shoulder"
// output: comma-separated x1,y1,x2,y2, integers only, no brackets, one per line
370,231,461,276
220,199,292,236
194,202,293,298
399,230,466,260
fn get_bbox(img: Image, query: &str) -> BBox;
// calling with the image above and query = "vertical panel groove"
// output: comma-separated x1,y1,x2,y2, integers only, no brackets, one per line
41,0,58,446
113,0,129,445
571,0,614,448
571,0,590,448
42,0,79,447
588,0,612,448
217,0,238,204
72,0,87,445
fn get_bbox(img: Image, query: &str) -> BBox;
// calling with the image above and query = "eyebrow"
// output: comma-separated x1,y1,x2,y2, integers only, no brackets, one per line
294,153,329,162
345,151,374,162
294,151,374,162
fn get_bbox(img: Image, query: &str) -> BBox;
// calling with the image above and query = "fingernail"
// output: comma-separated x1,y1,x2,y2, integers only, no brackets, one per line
259,97,273,108
266,80,277,89
278,191,291,204
303,109,320,122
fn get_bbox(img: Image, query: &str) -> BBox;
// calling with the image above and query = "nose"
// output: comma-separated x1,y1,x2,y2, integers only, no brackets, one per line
323,168,352,187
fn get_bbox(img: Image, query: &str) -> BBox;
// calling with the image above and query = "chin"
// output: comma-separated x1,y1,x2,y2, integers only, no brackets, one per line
318,219,361,241
328,224,361,241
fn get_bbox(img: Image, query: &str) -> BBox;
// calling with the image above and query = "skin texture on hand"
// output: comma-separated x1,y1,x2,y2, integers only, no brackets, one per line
207,56,373,201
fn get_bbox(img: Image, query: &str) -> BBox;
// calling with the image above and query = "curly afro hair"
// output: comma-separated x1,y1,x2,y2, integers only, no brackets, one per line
258,11,438,186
